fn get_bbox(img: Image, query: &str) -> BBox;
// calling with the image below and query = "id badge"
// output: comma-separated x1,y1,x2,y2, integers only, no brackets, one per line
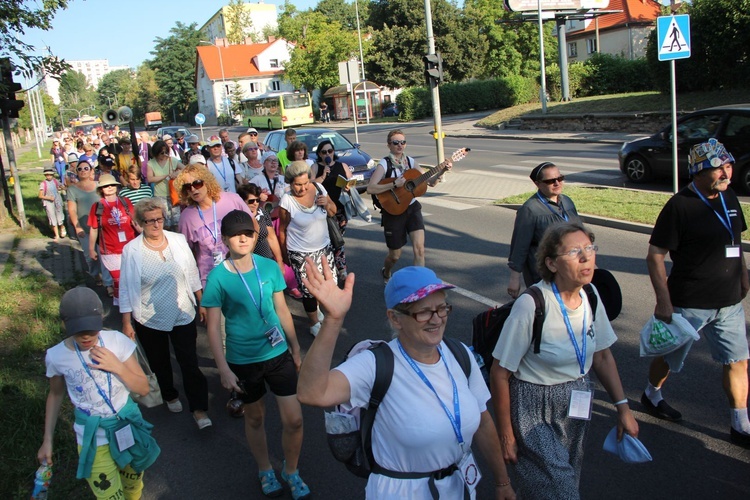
726,245,740,258
115,424,135,451
568,389,593,420
212,251,224,267
118,231,127,242
458,451,482,494
265,325,284,347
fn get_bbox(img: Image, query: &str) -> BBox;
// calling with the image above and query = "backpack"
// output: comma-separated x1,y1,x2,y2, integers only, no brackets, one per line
471,284,598,385
371,157,412,211
326,337,471,479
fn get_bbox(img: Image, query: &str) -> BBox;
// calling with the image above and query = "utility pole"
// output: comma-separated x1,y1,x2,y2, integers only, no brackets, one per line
423,0,445,166
0,58,27,228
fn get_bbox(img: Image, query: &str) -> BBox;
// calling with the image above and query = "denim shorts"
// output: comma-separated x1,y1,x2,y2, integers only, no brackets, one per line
665,303,749,372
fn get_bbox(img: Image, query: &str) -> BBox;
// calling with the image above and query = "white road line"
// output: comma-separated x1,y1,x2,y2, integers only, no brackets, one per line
418,198,476,211
451,285,502,308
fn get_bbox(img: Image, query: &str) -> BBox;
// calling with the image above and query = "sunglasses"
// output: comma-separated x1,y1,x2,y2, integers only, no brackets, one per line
390,140,406,146
77,166,91,171
93,143,101,146
319,148,334,154
539,176,565,185
245,198,259,205
181,179,205,193
249,132,258,136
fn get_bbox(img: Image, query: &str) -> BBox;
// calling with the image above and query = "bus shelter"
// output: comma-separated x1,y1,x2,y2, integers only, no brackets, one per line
323,81,382,121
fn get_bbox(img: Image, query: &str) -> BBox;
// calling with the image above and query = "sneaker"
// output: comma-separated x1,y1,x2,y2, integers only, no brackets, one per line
317,309,324,323
310,322,321,337
640,393,682,421
166,398,183,413
730,428,750,447
193,413,212,430
364,214,372,223
381,267,390,285
289,288,303,299
60,228,68,238
281,462,311,500
258,469,283,498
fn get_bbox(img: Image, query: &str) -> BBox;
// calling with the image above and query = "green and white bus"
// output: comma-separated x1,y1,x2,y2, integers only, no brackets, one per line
241,91,314,130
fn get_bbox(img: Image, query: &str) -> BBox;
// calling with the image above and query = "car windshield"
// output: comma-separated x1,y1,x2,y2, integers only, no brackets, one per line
296,132,354,153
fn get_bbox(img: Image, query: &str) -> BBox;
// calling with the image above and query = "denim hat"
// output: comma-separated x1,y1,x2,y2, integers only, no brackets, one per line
688,138,735,176
385,267,455,309
59,287,103,337
603,426,653,463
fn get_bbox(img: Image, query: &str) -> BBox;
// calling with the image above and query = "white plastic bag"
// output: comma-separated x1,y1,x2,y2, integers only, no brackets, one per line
639,313,700,357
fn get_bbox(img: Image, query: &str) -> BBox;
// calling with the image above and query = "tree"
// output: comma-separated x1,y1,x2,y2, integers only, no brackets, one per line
229,81,246,118
97,69,133,108
17,90,59,130
225,0,255,44
150,22,203,123
58,70,97,111
315,0,363,31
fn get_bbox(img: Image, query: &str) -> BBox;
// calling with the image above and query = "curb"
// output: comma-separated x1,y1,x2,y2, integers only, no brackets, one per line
445,132,626,145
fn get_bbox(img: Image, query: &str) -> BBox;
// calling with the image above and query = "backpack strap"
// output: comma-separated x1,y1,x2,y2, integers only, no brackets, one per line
583,283,598,322
443,337,471,379
526,285,546,354
361,343,394,473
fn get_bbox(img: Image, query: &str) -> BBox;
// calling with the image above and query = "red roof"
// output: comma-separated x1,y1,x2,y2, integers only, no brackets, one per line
576,0,661,34
196,42,282,80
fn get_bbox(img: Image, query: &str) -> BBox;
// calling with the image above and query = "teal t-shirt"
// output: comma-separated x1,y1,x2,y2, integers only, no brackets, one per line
202,255,287,364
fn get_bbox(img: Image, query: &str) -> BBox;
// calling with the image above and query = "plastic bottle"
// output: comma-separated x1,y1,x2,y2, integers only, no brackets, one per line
31,463,52,500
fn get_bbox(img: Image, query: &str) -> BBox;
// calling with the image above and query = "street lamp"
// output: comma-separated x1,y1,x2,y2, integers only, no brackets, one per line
354,0,370,124
100,93,118,108
60,106,94,119
199,40,228,119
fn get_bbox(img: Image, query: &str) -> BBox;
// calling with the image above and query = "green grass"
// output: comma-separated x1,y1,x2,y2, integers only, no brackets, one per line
497,186,750,240
14,140,53,171
477,89,750,128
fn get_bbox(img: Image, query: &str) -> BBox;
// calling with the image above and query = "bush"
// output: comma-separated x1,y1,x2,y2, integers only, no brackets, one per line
396,87,432,121
546,62,590,101
217,114,235,126
581,53,655,96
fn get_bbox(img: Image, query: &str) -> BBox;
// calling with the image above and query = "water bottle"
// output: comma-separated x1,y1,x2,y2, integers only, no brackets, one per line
31,463,52,499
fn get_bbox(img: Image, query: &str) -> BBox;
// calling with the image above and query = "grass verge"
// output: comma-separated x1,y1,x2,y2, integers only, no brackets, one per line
497,186,750,241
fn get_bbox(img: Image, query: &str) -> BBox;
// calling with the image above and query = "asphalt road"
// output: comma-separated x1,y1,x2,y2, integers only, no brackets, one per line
124,162,750,498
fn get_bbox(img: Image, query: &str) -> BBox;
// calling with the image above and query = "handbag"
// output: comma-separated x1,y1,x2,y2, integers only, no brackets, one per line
131,340,163,408
314,183,345,249
167,159,180,207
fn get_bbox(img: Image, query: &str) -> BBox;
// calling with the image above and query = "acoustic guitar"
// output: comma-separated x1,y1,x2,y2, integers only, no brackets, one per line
376,148,470,215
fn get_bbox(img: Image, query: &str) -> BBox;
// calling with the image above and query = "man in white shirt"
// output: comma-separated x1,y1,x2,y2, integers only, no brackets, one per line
206,137,242,193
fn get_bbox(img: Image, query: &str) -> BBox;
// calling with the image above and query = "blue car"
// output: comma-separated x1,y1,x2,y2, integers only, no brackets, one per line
382,103,399,117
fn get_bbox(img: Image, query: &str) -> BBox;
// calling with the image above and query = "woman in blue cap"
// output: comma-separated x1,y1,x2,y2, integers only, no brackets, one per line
297,261,515,500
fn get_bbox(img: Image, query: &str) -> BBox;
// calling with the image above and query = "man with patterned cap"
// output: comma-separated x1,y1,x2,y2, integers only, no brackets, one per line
642,138,750,447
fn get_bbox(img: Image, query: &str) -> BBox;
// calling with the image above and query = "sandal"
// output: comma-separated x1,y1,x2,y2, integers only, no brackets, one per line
95,277,103,287
258,469,283,498
281,461,311,500
106,286,115,297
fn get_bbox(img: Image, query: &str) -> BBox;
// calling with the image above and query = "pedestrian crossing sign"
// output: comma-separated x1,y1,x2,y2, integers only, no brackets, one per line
657,15,691,61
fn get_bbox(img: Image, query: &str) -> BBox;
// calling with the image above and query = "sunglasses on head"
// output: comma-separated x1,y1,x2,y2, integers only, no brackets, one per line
390,140,406,146
539,176,565,185
181,179,205,192
319,148,334,154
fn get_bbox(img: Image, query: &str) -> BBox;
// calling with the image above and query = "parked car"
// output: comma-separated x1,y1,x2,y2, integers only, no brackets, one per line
382,102,399,117
155,126,192,140
263,128,377,190
618,104,750,191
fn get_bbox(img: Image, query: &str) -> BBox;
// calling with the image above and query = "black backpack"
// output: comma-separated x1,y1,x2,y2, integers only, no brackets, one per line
327,337,471,479
472,284,598,385
371,157,412,211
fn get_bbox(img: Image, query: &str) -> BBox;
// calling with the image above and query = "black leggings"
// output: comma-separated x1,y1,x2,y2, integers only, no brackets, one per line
302,296,318,314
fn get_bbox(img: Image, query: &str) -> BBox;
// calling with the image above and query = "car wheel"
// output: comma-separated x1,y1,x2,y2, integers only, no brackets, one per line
624,154,652,183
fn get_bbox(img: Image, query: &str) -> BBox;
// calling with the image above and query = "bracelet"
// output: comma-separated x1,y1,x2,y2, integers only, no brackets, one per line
613,399,628,406
495,479,511,487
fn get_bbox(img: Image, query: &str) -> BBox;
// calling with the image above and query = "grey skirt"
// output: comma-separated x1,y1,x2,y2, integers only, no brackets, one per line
509,376,590,500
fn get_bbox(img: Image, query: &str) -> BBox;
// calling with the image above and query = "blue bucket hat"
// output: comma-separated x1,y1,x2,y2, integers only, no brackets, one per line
603,426,653,463
384,267,455,309
688,138,735,176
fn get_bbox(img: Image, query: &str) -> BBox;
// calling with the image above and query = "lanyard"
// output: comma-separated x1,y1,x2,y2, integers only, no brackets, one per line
397,340,464,449
228,256,267,322
691,183,735,244
536,192,569,221
210,159,229,185
102,198,122,228
551,282,588,375
197,202,218,244
74,337,117,415
263,172,278,196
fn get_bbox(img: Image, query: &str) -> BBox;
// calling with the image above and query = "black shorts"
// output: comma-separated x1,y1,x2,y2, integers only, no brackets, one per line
382,201,424,250
228,351,298,404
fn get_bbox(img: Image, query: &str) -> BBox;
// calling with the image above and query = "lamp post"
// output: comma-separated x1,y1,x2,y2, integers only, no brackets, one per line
61,106,94,119
100,93,117,108
354,0,370,124
200,40,228,121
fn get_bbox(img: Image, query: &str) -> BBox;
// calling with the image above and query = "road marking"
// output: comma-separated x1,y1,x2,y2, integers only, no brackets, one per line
461,169,531,181
418,197,476,211
451,285,502,308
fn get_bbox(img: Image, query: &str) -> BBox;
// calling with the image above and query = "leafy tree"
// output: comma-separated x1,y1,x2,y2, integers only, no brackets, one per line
229,81,246,118
150,22,202,123
97,69,133,108
225,0,255,44
17,90,59,130
126,64,160,123
315,0,363,31
58,70,97,111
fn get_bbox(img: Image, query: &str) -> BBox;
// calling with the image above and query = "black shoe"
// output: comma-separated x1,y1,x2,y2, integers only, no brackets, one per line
730,428,750,447
381,267,390,285
640,393,682,421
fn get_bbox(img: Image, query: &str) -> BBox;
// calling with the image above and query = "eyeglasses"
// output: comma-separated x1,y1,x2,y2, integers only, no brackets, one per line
245,198,259,205
181,179,205,193
539,176,565,185
403,303,452,323
77,166,91,171
93,143,101,146
143,217,165,226
390,140,407,146
319,148,334,154
557,244,598,260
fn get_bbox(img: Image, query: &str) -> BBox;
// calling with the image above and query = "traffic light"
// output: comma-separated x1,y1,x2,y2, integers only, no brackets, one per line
0,58,24,119
423,53,443,86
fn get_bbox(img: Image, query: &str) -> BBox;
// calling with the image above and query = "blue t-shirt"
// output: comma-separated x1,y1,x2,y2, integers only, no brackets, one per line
202,255,287,364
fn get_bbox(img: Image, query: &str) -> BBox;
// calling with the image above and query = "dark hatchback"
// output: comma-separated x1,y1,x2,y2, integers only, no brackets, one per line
618,104,750,191
263,128,377,190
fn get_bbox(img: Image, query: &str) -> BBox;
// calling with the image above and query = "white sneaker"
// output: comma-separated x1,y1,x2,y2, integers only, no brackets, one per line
310,322,321,337
317,309,324,322
166,399,183,413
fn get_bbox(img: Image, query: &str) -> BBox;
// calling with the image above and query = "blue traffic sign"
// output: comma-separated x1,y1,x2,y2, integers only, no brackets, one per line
657,15,690,61
195,113,206,125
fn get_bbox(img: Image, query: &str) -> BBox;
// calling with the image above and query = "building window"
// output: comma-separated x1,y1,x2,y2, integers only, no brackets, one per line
587,38,597,54
269,59,279,68
568,42,578,58
225,84,232,96
250,82,259,93
270,80,281,91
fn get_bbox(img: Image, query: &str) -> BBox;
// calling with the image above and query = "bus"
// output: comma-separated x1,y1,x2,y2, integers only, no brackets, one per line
241,91,314,130
69,115,104,135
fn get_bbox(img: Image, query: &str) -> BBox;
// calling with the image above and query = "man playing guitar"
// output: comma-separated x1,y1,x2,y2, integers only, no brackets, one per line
367,129,451,284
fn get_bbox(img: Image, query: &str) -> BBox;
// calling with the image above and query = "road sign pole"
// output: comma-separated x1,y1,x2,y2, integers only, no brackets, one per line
670,59,678,194
199,124,204,143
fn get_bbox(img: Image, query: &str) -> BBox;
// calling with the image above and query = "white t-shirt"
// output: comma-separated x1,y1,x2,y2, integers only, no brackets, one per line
279,187,329,252
241,163,264,182
207,157,241,193
45,330,137,446
251,172,287,200
336,339,489,500
492,281,616,385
